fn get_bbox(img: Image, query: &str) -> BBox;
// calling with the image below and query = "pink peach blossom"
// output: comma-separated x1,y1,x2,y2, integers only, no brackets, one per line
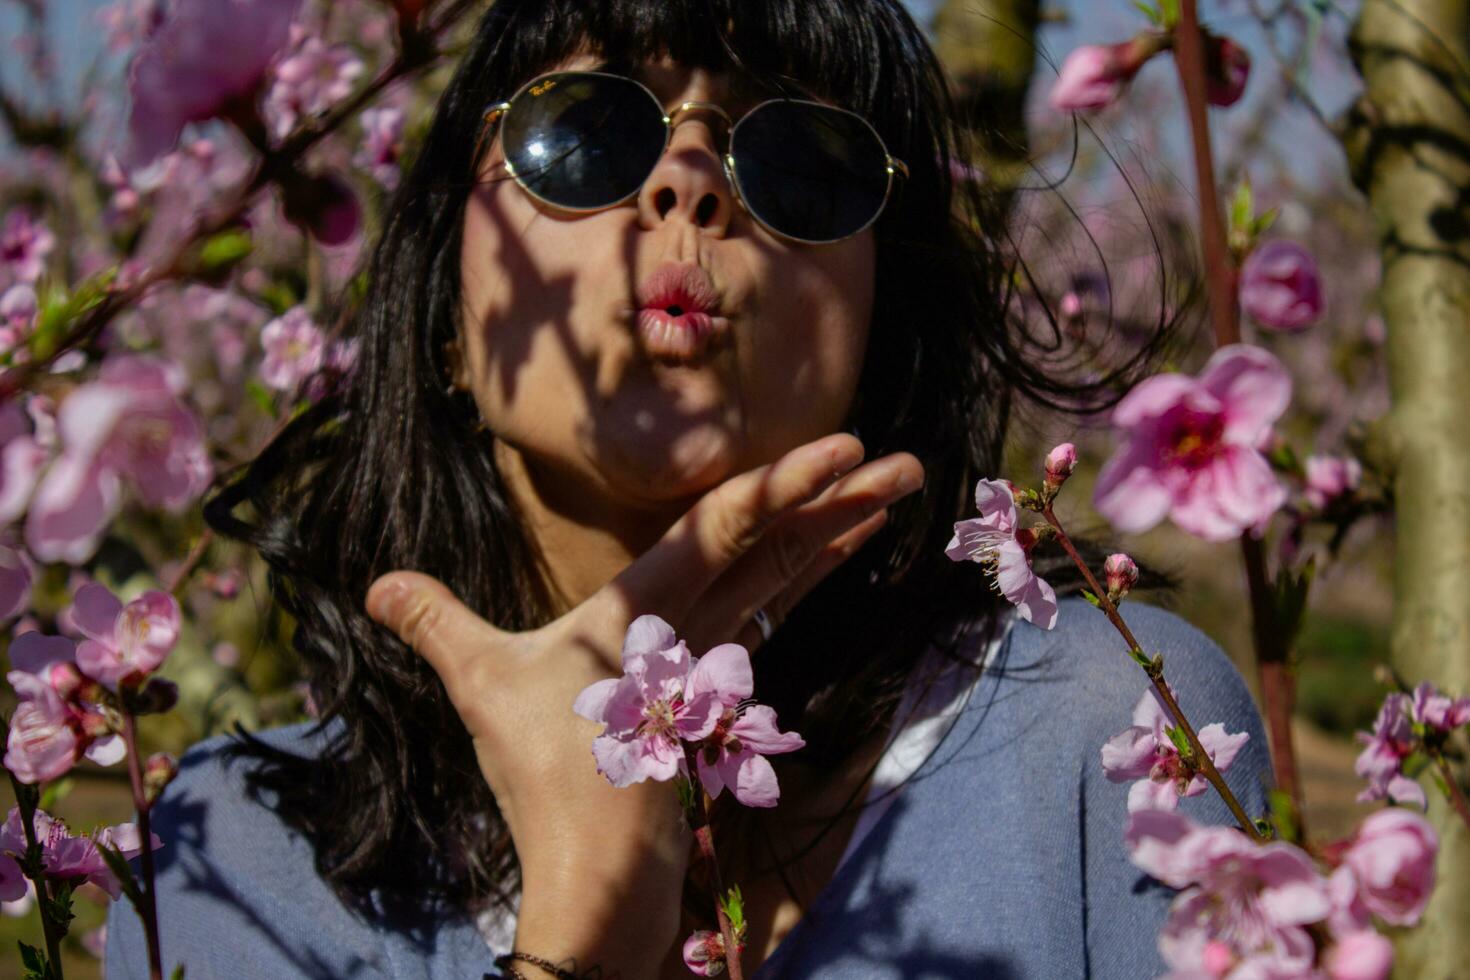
946,478,1058,629
1303,455,1361,510
1342,808,1437,927
684,643,804,807
4,632,126,782
124,0,302,167
1101,689,1250,812
1044,442,1076,488
259,305,327,391
1049,43,1135,111
1103,553,1139,601
0,283,37,354
1204,34,1251,107
572,616,722,787
0,808,159,901
1093,344,1290,541
72,582,181,688
1325,931,1393,980
1354,693,1423,809
1410,681,1470,732
682,930,728,976
264,36,366,139
1126,809,1331,978
0,400,47,525
1240,241,1324,332
0,210,54,283
357,106,406,190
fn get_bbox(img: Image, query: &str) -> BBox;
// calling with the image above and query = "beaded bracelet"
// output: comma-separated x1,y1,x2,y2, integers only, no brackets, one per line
493,951,582,980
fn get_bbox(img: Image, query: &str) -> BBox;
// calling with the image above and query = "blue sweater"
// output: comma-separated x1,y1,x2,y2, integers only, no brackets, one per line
106,599,1273,978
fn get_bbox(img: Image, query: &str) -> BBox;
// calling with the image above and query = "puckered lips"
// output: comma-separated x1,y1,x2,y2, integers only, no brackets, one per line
634,263,730,363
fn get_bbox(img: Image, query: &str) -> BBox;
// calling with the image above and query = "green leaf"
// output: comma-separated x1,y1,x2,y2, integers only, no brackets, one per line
171,966,187,980
38,778,73,812
1158,0,1180,27
1165,724,1194,762
1272,558,1317,652
245,379,278,417
721,884,746,932
43,880,75,931
1230,180,1254,235
29,268,116,363
1268,788,1299,843
198,229,254,272
1082,589,1102,608
17,941,46,980
1131,0,1162,24
1129,646,1152,669
97,841,144,910
1252,207,1279,238
1431,768,1450,800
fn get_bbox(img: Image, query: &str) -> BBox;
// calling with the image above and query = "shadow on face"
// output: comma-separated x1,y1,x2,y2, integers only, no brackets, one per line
455,56,876,531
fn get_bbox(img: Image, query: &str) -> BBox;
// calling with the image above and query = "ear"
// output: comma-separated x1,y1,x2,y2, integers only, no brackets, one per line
442,334,471,393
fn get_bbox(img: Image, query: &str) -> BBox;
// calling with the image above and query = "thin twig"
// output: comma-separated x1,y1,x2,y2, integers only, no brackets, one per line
120,713,162,980
1041,504,1267,843
1430,750,1470,834
1173,0,1306,840
5,770,65,979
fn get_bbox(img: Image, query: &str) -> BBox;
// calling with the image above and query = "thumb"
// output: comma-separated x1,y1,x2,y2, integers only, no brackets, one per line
365,571,499,686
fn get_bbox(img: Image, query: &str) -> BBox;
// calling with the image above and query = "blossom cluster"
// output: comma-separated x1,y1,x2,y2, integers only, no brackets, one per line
573,616,805,808
1354,682,1470,809
1125,806,1434,979
5,583,179,784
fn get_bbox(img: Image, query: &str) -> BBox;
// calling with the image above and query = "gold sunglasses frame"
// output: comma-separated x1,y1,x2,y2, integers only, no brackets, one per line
474,70,910,246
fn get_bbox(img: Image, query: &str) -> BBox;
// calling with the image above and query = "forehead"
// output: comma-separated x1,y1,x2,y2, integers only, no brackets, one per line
520,50,825,113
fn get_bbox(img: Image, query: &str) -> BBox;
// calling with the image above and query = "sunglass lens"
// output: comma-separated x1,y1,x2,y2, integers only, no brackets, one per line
732,102,891,243
502,74,666,209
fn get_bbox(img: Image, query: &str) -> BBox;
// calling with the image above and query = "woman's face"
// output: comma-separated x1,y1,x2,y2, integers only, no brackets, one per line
456,57,875,517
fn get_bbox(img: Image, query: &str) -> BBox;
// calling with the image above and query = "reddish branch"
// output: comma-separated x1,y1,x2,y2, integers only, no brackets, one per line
121,713,163,980
1172,0,1305,839
1041,504,1267,843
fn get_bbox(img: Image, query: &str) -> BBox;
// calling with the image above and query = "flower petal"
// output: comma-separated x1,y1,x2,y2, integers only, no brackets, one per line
1198,344,1292,445
685,643,753,706
1100,725,1158,782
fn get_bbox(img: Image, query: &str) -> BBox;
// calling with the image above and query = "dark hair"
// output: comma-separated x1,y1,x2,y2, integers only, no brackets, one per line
206,0,1181,924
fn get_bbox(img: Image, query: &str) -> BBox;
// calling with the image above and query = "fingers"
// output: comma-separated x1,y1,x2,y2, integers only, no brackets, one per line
365,571,503,703
728,508,890,653
607,433,866,622
687,451,922,650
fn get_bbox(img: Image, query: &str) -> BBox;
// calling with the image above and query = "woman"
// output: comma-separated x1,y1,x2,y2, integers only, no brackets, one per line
107,1,1272,977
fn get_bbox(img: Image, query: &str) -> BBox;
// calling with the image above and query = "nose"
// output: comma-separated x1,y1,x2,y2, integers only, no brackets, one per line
636,110,736,237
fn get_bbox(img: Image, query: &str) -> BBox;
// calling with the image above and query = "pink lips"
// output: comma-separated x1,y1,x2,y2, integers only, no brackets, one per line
634,264,729,362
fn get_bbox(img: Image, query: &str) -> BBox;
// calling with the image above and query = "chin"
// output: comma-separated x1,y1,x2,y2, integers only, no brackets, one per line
591,421,742,506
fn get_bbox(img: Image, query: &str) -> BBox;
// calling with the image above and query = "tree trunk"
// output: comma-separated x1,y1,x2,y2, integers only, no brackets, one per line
1342,2,1470,975
932,0,1041,200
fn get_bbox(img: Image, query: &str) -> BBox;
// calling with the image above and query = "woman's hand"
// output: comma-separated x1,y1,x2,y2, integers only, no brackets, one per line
363,433,921,974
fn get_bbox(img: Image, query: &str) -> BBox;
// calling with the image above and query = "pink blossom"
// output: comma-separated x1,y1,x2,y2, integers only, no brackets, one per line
0,808,159,901
946,478,1058,629
264,36,366,139
1410,681,1470,732
1044,442,1076,488
1103,553,1139,602
1125,809,1331,978
4,632,125,783
1049,43,1137,112
0,400,47,525
0,210,54,283
1101,689,1249,811
683,643,805,807
572,616,722,787
356,106,406,190
1325,931,1393,980
1341,808,1437,927
1303,455,1361,511
1354,693,1423,808
124,0,302,167
0,543,32,619
259,305,326,391
26,356,211,564
1240,241,1325,332
72,582,180,688
0,283,37,355
1093,344,1290,541
682,930,729,976
1204,34,1251,107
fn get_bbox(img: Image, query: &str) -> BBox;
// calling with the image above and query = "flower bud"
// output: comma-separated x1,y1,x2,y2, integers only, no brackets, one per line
1240,240,1324,332
1044,443,1077,489
1204,33,1251,107
1048,33,1169,112
45,661,85,701
682,930,728,977
143,752,179,805
1326,931,1393,980
1105,553,1139,603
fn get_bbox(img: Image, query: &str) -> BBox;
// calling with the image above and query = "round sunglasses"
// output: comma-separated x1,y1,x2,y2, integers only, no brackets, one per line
476,71,909,245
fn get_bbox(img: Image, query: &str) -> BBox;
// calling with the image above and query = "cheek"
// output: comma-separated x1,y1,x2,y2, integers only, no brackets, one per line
742,238,874,450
